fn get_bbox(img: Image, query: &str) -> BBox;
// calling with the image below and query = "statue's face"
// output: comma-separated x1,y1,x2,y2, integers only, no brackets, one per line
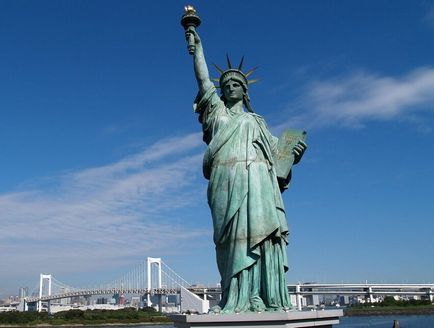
222,79,244,103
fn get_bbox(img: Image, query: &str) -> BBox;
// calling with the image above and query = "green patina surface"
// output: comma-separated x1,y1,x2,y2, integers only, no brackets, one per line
182,7,307,314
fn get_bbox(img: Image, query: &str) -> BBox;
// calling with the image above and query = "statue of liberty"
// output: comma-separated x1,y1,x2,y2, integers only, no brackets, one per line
182,6,307,314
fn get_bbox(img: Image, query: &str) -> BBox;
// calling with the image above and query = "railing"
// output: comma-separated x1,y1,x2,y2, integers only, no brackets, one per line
26,283,434,303
25,287,181,303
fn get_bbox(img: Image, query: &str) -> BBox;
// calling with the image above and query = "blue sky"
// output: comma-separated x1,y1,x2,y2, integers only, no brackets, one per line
1,0,434,298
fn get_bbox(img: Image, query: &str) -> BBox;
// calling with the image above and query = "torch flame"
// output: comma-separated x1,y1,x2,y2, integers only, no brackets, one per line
184,5,196,14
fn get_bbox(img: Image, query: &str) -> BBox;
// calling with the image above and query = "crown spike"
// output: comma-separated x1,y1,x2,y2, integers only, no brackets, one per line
245,67,258,78
238,56,245,71
247,79,259,84
214,64,225,74
226,54,233,69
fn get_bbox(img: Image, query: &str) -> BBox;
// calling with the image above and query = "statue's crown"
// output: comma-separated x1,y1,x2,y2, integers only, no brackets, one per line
213,55,257,89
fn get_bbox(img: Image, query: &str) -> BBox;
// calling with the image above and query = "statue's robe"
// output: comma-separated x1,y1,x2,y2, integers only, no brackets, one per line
195,86,292,312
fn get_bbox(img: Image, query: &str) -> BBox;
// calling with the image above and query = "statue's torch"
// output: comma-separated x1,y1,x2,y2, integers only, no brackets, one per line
181,5,201,55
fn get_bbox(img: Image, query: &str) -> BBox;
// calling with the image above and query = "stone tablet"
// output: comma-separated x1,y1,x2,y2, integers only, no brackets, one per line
274,129,307,181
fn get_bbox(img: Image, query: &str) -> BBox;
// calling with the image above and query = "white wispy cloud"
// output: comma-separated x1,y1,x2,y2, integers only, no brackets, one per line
423,5,434,28
279,67,434,130
0,133,209,290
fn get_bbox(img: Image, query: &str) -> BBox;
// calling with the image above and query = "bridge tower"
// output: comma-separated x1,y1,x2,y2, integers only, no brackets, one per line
38,274,52,312
146,257,162,307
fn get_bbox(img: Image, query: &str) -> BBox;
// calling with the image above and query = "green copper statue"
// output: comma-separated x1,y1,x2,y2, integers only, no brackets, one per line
182,6,307,314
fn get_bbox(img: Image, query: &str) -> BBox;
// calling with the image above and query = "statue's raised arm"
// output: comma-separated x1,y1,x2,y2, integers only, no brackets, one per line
181,6,213,96
186,28,214,95
180,6,307,315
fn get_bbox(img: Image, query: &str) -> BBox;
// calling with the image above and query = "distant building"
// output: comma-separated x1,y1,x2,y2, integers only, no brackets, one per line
338,295,350,305
167,294,180,305
130,296,140,308
19,287,29,299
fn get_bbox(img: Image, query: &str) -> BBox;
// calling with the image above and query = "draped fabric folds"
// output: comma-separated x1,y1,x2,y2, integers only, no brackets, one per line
194,86,292,313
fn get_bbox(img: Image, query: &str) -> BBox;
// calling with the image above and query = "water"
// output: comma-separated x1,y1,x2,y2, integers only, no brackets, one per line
339,315,434,327
102,315,434,328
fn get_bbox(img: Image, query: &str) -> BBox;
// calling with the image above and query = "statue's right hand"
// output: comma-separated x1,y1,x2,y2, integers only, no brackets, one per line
185,27,201,45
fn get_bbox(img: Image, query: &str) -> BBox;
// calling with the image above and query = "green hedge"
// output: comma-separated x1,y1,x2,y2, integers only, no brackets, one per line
0,308,171,325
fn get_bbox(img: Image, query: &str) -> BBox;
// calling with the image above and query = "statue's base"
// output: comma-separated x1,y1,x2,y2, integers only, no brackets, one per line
170,310,343,328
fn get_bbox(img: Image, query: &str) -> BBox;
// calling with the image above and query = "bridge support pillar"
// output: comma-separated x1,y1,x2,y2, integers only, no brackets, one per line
369,287,374,303
146,257,162,307
364,286,374,303
295,284,302,311
38,274,52,312
426,288,433,302
158,294,163,312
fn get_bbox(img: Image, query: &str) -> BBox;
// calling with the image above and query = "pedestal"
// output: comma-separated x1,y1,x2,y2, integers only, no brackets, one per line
170,310,343,328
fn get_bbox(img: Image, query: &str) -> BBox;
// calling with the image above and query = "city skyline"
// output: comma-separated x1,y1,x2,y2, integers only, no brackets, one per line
1,0,434,298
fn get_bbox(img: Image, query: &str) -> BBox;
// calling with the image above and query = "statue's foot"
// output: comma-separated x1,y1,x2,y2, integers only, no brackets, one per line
220,308,234,314
209,305,221,314
264,304,293,312
249,296,266,313
264,306,278,312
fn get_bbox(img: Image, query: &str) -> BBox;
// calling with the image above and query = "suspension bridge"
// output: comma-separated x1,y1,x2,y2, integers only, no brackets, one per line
20,257,434,313
24,257,202,312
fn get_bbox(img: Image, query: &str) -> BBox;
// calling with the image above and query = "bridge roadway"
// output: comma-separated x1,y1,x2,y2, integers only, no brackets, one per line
191,284,434,298
25,288,180,303
25,283,434,303
288,283,434,296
